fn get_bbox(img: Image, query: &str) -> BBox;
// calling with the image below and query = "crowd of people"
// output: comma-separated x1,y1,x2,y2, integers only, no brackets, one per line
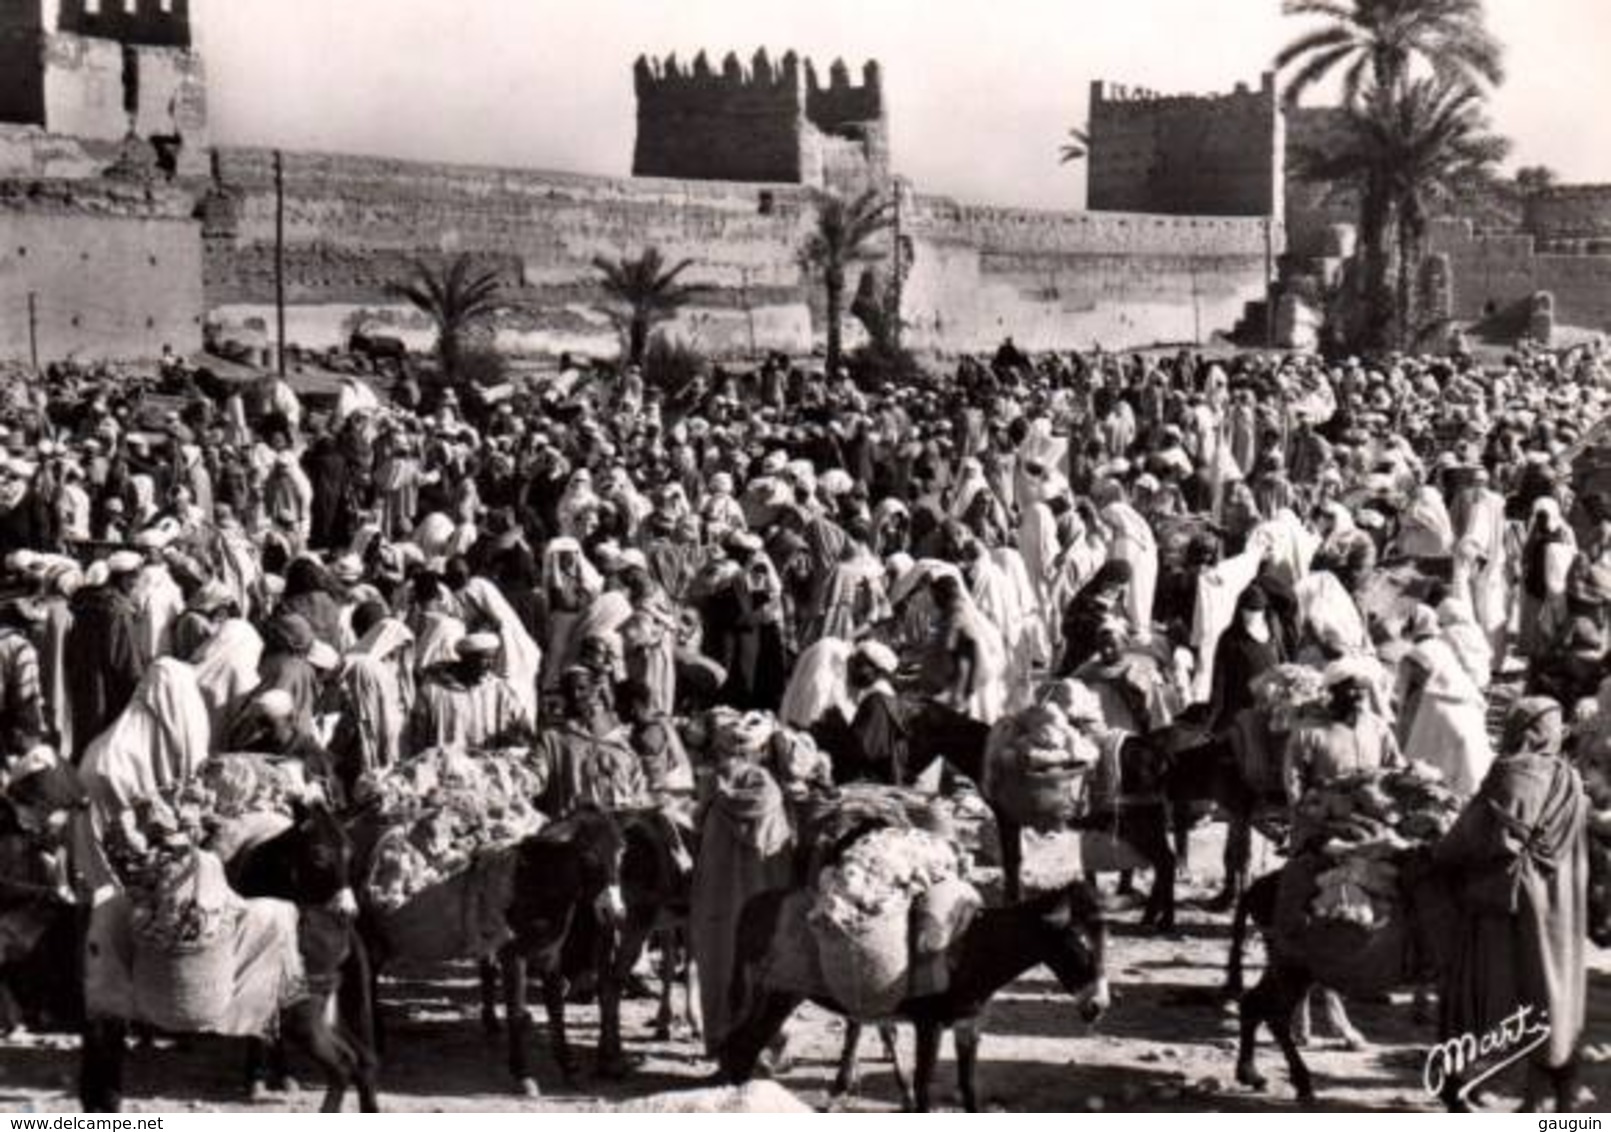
0,334,1607,1107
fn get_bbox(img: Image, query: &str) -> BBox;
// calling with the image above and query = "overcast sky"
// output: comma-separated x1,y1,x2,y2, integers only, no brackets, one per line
193,0,1606,209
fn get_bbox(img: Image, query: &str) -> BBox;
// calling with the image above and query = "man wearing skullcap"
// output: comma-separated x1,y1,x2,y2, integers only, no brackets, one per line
410,632,532,752
529,665,646,818
63,551,144,759
1286,660,1402,807
229,688,344,807
837,639,909,785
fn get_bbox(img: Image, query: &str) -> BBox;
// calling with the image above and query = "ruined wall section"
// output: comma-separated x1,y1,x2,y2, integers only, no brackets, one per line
1088,73,1283,219
1431,218,1611,332
0,179,202,361
205,147,824,357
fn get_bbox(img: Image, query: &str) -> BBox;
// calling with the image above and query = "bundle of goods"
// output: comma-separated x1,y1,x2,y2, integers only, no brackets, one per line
1260,763,1460,997
180,754,299,822
699,707,780,762
804,783,1000,877
766,725,833,795
684,707,832,795
1294,761,1461,859
128,842,242,956
1250,665,1328,733
1292,762,1461,929
1230,665,1329,802
808,825,979,1018
88,814,305,1036
361,747,546,914
175,755,302,862
981,700,1102,831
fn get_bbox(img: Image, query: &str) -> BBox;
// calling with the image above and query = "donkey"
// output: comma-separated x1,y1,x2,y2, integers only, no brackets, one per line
616,807,699,1041
487,807,632,1096
721,882,1110,1112
1234,855,1485,1109
229,801,378,1108
80,801,380,1113
903,700,1180,931
356,806,634,1097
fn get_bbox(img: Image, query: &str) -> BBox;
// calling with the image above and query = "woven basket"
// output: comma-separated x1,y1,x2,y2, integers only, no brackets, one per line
812,901,910,1020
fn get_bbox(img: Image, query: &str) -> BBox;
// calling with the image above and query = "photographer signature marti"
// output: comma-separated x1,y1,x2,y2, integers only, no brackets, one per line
1423,1002,1551,1103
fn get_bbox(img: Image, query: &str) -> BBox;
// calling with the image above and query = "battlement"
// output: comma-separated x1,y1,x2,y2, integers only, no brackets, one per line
632,48,887,191
1087,71,1282,218
633,49,801,101
0,0,205,167
805,58,882,131
1090,71,1276,113
1,0,192,48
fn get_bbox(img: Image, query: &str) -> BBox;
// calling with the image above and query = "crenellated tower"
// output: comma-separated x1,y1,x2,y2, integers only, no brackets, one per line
632,48,888,193
1086,72,1282,219
0,0,207,172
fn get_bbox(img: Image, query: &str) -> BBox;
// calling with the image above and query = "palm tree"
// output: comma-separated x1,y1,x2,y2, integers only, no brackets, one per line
592,247,708,368
386,255,504,383
1297,77,1507,348
1294,132,1397,349
799,188,895,376
1380,79,1508,342
1276,0,1504,107
1059,127,1090,165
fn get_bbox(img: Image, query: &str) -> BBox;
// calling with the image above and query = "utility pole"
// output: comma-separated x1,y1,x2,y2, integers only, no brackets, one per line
740,266,757,361
1264,213,1276,350
274,149,287,375
1189,257,1201,346
890,175,906,352
26,292,38,372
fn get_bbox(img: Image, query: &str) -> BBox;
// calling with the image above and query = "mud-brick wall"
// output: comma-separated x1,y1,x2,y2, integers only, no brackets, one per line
1432,219,1611,331
0,207,204,361
904,199,1277,352
204,146,824,358
202,147,1282,359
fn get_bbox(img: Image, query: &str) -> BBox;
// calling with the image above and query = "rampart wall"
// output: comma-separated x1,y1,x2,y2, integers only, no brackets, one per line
199,146,1276,359
1431,219,1611,331
0,182,202,361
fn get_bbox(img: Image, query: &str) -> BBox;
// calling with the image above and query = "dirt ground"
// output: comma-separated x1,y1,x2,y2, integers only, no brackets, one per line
3,825,1608,1114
